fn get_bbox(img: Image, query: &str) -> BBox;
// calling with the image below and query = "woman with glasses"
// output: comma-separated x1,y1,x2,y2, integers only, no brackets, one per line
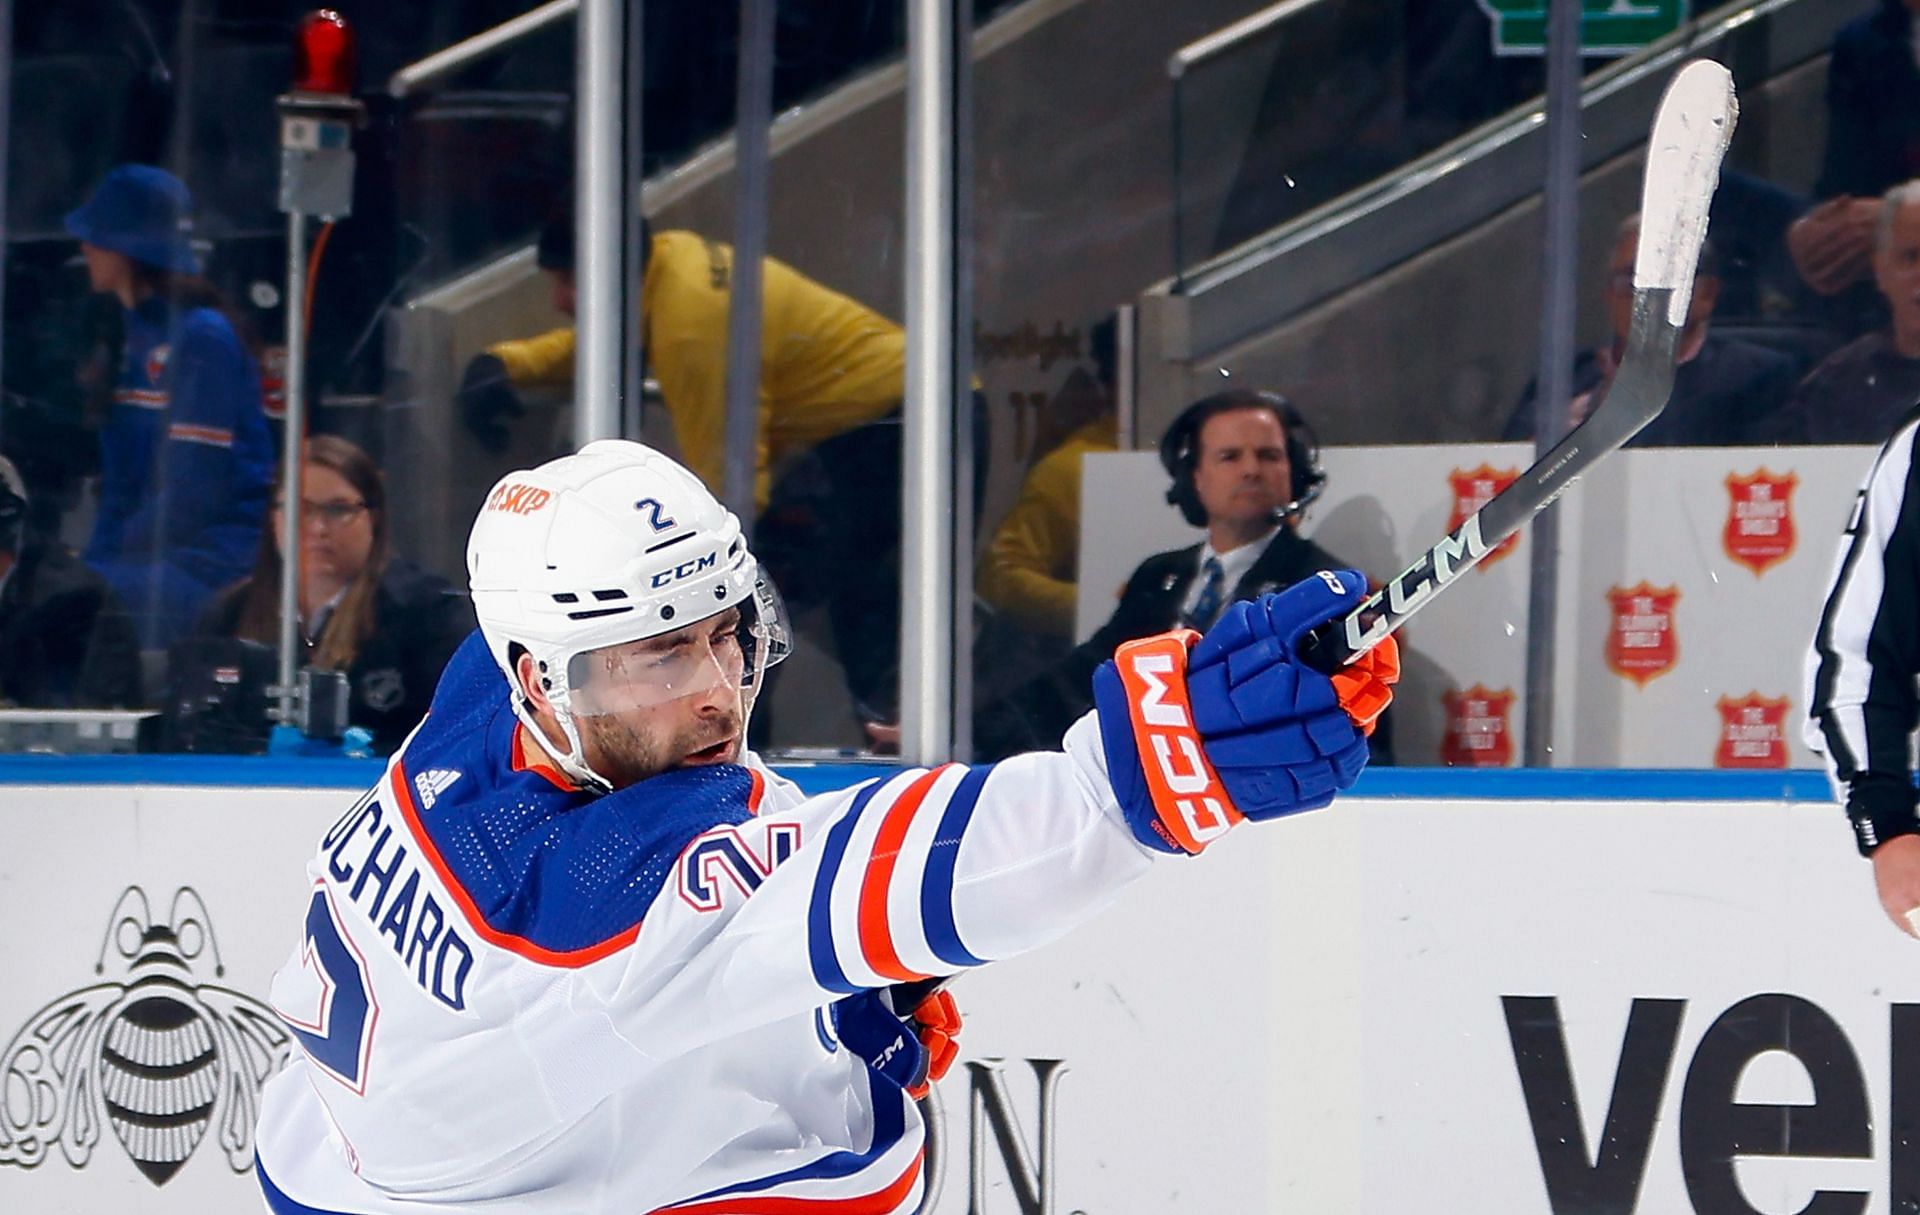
183,435,475,754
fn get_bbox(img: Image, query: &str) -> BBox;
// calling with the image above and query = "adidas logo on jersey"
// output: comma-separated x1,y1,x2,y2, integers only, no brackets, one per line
414,768,462,808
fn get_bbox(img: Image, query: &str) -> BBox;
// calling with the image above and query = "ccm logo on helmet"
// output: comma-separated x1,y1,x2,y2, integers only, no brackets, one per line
1114,633,1243,854
650,551,718,588
487,483,552,515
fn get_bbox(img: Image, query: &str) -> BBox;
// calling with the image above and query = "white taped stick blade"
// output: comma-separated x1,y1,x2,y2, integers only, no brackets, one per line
1633,59,1738,326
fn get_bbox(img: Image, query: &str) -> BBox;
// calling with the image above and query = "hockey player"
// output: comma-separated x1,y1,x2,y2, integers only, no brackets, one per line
252,439,1397,1214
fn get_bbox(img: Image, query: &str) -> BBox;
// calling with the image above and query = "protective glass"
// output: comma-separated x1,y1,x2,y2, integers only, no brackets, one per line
567,576,791,716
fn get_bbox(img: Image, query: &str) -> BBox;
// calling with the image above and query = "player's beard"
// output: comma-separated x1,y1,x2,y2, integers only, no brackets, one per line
576,703,744,789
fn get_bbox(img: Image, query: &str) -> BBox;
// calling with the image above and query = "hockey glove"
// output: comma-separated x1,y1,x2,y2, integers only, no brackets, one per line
903,990,961,1099
1093,569,1399,855
458,353,525,454
833,988,963,1099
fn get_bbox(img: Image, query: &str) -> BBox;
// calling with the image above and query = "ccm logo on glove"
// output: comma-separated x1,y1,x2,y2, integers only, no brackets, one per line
1113,631,1243,853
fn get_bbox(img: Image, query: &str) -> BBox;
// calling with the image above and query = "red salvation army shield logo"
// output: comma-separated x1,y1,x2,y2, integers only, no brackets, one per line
1715,692,1791,768
1605,583,1680,687
1448,466,1521,568
1440,684,1515,767
1723,468,1798,576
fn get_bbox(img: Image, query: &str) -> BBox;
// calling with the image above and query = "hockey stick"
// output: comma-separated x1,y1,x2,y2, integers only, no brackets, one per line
884,62,1736,1022
1298,58,1738,672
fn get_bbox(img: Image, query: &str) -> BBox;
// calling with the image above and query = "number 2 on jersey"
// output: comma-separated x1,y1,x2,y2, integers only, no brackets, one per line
277,887,379,1094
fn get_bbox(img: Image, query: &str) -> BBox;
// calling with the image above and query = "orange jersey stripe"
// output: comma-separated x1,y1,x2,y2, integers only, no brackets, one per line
389,761,639,968
854,767,948,983
511,725,575,791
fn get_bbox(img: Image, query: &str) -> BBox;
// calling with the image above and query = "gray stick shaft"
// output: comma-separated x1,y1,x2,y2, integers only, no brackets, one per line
1301,289,1681,672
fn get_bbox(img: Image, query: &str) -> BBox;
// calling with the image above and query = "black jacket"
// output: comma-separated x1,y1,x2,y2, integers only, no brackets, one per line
1817,0,1920,201
190,559,476,755
1502,334,1803,446
1753,331,1920,446
975,527,1353,759
0,536,142,708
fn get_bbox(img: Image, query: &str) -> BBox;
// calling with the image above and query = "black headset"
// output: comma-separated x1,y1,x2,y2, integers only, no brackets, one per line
1158,389,1327,528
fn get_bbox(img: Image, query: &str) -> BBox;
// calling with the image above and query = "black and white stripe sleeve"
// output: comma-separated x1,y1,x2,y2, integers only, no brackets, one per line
1807,415,1920,852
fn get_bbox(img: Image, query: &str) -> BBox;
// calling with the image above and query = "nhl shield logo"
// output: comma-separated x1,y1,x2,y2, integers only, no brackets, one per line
1715,692,1790,768
1440,684,1515,767
1723,468,1798,576
1605,583,1680,687
144,343,171,385
1447,466,1521,568
0,887,289,1185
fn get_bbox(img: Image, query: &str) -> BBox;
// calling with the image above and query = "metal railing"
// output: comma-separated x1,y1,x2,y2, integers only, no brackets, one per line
388,0,578,98
1165,0,1334,292
1162,0,1861,357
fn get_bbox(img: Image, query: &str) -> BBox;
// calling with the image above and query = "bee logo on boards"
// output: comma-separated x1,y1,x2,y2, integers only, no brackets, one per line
0,887,289,1185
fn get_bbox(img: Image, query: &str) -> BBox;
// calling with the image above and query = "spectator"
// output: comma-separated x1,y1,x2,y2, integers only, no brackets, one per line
974,390,1385,761
1784,0,1920,328
976,320,1119,641
1758,183,1920,445
461,207,980,733
66,164,275,647
0,453,142,708
181,435,474,754
1502,214,1801,446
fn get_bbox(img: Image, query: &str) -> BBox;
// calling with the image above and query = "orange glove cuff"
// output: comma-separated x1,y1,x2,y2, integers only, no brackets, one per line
1329,635,1399,737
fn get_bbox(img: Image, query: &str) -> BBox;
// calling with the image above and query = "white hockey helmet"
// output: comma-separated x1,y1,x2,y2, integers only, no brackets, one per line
467,439,789,790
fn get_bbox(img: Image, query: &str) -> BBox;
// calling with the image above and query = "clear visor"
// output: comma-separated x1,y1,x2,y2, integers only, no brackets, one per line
565,576,791,717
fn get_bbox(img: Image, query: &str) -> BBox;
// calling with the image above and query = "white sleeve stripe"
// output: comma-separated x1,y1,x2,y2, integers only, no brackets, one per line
884,764,968,979
824,768,934,990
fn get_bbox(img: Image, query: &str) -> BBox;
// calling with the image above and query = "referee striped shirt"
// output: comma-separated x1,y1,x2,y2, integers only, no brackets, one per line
1807,412,1920,850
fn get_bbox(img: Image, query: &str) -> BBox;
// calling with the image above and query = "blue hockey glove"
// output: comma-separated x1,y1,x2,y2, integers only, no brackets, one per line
831,991,928,1096
1092,569,1392,854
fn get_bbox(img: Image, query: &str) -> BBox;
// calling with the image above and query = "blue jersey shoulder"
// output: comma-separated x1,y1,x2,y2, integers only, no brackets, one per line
396,633,759,958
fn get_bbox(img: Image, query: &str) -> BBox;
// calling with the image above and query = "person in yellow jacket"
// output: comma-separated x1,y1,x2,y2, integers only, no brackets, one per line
466,219,906,504
459,214,969,731
975,324,1118,640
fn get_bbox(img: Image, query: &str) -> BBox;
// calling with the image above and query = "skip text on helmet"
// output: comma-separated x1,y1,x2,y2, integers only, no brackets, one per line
487,482,552,515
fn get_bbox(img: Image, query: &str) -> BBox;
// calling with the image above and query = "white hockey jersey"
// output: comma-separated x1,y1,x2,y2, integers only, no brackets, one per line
252,633,1157,1213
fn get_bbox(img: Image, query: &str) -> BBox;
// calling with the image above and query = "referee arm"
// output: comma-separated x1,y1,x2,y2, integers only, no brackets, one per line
1808,415,1920,932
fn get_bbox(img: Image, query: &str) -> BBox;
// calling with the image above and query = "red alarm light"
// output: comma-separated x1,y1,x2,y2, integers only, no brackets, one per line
292,10,355,97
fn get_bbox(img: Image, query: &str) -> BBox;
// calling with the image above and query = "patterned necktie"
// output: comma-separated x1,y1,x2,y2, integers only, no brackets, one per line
1185,557,1225,630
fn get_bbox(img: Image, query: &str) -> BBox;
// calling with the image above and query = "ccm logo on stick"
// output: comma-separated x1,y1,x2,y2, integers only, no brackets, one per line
1114,633,1241,853
487,483,552,515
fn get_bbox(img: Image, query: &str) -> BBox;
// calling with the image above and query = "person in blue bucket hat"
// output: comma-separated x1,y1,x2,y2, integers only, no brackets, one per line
66,164,274,650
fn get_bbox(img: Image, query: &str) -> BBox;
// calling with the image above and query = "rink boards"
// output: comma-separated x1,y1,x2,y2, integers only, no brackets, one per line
1083,443,1882,769
2,768,1912,1214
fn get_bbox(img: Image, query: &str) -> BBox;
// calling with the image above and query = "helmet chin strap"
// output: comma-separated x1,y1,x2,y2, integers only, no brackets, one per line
510,687,615,795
